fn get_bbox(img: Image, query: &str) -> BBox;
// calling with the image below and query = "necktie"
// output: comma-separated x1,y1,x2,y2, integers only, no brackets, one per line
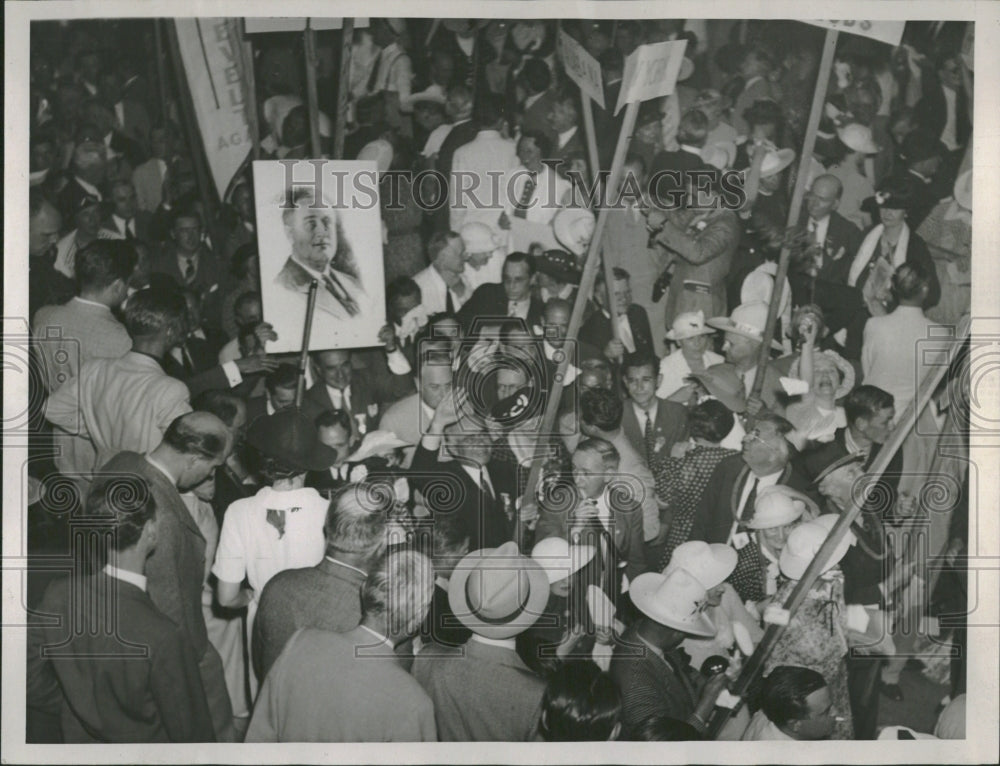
324,269,360,316
125,220,135,240
366,48,384,92
445,289,455,314
513,172,536,219
644,411,655,460
507,300,522,317
739,476,759,526
183,256,195,284
329,388,344,410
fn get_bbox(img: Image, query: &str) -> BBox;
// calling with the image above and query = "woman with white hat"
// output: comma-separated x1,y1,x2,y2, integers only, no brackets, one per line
762,515,857,739
747,485,820,597
656,310,724,400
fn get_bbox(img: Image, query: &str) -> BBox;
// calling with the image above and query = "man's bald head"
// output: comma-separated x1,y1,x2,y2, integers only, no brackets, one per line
806,174,843,221
543,298,572,349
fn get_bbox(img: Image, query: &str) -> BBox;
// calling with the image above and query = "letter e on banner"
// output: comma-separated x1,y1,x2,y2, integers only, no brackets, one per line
557,28,605,109
615,39,688,114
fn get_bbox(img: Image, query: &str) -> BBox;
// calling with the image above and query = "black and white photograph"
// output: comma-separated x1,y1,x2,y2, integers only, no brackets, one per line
3,1,998,763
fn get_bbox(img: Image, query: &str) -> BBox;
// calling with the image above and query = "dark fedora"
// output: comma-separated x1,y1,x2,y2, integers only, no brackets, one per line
246,408,339,472
800,440,864,485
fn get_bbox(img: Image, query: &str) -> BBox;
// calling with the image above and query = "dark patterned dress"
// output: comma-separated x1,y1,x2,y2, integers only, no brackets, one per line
764,572,855,740
653,444,738,570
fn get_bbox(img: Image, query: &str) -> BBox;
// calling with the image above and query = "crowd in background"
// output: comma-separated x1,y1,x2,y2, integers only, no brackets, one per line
24,16,972,745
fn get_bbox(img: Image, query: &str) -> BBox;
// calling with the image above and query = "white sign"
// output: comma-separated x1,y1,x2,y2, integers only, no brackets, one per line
557,29,605,109
174,18,251,198
615,39,688,115
244,18,369,34
253,160,386,353
806,20,906,47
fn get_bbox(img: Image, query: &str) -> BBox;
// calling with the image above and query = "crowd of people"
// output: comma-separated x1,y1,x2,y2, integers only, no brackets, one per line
24,16,972,745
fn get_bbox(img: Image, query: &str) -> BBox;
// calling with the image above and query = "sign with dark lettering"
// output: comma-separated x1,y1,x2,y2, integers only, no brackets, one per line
615,39,689,114
805,20,906,46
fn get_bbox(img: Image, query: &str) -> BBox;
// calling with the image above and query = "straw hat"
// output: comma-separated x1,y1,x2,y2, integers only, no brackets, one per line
448,542,551,639
759,148,796,178
460,221,502,255
666,310,716,341
358,139,394,174
747,485,820,530
706,302,784,351
663,541,737,590
837,123,880,154
801,442,866,485
345,430,411,463
779,514,856,580
530,536,597,584
629,568,717,637
536,249,582,285
703,141,737,170
553,207,595,257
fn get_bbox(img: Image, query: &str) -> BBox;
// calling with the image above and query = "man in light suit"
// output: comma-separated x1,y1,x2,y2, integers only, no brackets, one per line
274,186,375,323
247,549,437,742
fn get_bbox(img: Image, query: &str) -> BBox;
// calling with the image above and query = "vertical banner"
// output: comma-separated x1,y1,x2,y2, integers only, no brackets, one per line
557,28,605,108
174,18,252,198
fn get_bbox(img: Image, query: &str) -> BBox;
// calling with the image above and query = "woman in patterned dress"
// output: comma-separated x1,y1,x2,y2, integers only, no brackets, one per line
654,399,739,571
762,516,856,740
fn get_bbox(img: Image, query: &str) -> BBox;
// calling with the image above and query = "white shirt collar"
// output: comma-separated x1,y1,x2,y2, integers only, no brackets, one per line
325,555,368,577
680,144,703,156
290,254,327,281
144,454,177,486
74,175,102,199
524,91,545,110
633,398,658,425
112,213,132,235
357,623,394,651
744,75,763,88
72,296,111,312
104,563,147,592
844,427,868,456
326,384,351,409
469,634,516,650
558,126,578,148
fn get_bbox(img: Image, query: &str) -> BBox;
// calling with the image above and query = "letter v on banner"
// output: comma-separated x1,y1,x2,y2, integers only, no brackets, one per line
615,39,689,115
174,18,252,198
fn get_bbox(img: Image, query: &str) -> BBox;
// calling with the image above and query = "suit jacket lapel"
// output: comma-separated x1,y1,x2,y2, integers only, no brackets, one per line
144,460,204,540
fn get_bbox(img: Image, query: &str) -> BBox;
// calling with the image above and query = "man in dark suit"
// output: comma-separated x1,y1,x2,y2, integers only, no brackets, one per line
418,510,472,649
253,481,388,678
435,85,478,179
56,141,108,228
648,108,714,206
304,408,354,497
546,89,586,172
98,412,235,741
409,396,510,553
457,251,545,337
582,267,655,364
302,349,383,440
27,475,215,743
620,352,689,466
690,413,816,603
102,178,153,243
515,58,558,150
151,205,223,324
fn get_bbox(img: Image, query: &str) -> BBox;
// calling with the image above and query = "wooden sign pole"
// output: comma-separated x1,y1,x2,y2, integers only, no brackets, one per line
294,280,320,408
303,20,324,158
518,100,641,543
748,28,838,409
239,24,261,162
333,19,354,160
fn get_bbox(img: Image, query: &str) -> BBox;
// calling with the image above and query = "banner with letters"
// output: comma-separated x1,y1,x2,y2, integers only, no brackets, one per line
805,20,906,47
174,18,252,198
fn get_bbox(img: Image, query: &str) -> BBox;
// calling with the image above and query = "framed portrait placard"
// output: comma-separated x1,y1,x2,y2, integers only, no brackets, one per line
252,159,386,353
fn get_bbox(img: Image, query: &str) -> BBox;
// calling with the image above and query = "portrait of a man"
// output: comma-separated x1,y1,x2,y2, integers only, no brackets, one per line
254,160,386,353
275,186,374,321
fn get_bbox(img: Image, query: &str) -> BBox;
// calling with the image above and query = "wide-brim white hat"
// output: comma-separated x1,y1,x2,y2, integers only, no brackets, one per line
759,148,796,178
779,514,856,580
667,310,717,341
449,542,551,639
748,485,820,530
531,536,597,584
837,123,880,154
460,221,502,254
629,568,717,637
663,541,737,590
346,429,411,463
707,301,784,351
553,207,595,257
